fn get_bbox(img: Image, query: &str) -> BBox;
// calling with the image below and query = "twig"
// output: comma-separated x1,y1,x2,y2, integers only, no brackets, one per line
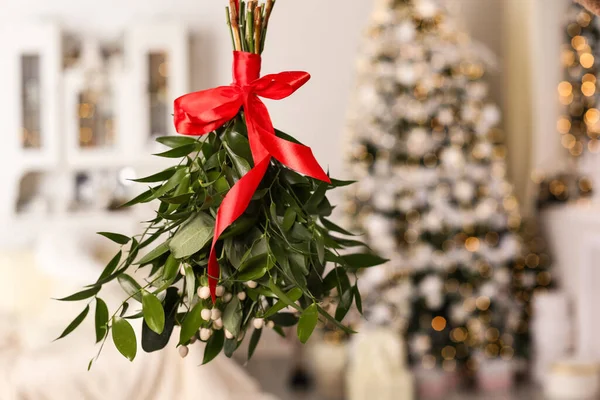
254,5,263,54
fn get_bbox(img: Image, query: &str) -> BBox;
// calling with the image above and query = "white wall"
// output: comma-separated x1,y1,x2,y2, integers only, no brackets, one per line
0,0,516,178
0,0,375,179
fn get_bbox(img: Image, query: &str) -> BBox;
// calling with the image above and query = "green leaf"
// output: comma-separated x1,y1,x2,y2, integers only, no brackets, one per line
137,241,171,265
320,217,358,236
323,267,351,292
179,302,204,345
156,135,199,148
331,236,370,249
117,275,143,303
131,167,178,183
97,251,122,283
315,233,325,265
224,338,238,358
97,232,131,245
95,298,109,343
202,329,225,365
120,302,130,317
183,264,196,305
169,213,214,259
289,252,309,276
269,202,279,225
297,304,318,344
153,143,199,158
268,280,301,311
335,288,353,321
120,188,154,208
263,288,303,318
248,328,262,361
305,182,328,214
330,178,355,187
112,317,137,361
223,297,243,337
161,193,193,205
142,291,165,335
273,326,286,338
224,142,252,177
220,216,257,240
290,223,312,242
55,286,100,302
281,169,310,186
354,285,363,315
237,253,271,281
271,312,299,327
149,169,187,200
143,287,179,352
340,253,388,269
226,119,253,162
282,208,297,232
270,239,292,278
55,306,89,341
317,305,357,334
162,254,180,282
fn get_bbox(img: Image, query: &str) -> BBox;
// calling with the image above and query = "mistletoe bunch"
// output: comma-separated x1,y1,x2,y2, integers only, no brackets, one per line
57,0,385,367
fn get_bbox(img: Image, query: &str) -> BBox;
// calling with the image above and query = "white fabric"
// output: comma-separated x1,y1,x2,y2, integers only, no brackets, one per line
346,328,414,400
0,230,278,400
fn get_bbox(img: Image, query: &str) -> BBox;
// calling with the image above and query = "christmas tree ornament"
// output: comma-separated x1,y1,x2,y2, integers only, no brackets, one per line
57,0,385,367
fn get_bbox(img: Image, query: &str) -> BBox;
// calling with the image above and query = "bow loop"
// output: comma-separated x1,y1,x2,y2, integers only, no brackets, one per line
254,72,311,100
174,86,242,136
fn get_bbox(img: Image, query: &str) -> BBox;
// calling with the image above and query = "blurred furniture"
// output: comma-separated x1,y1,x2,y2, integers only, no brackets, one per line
476,359,514,392
307,335,347,400
346,328,414,400
531,292,572,383
0,21,189,248
0,229,277,400
542,202,600,360
544,359,600,400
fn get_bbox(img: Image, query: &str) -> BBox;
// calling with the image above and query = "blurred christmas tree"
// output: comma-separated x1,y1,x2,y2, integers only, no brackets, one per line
345,0,552,374
558,3,600,157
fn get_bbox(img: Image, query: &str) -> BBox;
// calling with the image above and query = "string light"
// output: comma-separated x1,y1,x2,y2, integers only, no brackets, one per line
558,6,600,158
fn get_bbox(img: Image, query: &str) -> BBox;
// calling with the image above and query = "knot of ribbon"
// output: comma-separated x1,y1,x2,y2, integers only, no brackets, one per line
174,51,331,301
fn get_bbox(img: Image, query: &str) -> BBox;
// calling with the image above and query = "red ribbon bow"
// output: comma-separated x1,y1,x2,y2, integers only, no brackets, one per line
174,51,331,301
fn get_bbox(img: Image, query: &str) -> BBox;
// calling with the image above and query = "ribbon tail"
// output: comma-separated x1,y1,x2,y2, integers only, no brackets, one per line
246,96,331,184
261,134,331,183
207,157,271,301
174,86,242,135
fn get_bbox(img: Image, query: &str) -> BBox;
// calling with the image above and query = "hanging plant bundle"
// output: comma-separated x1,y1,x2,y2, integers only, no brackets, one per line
57,0,386,367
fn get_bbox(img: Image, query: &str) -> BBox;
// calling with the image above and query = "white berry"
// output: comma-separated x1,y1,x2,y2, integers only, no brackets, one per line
211,309,222,321
200,328,212,341
246,281,258,289
215,286,225,297
201,308,212,321
198,286,211,300
237,292,247,301
225,329,235,340
213,318,224,330
223,293,233,302
178,345,189,358
267,321,275,329
253,318,264,329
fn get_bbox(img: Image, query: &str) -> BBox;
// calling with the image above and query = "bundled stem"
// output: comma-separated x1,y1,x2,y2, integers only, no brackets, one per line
227,0,276,54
